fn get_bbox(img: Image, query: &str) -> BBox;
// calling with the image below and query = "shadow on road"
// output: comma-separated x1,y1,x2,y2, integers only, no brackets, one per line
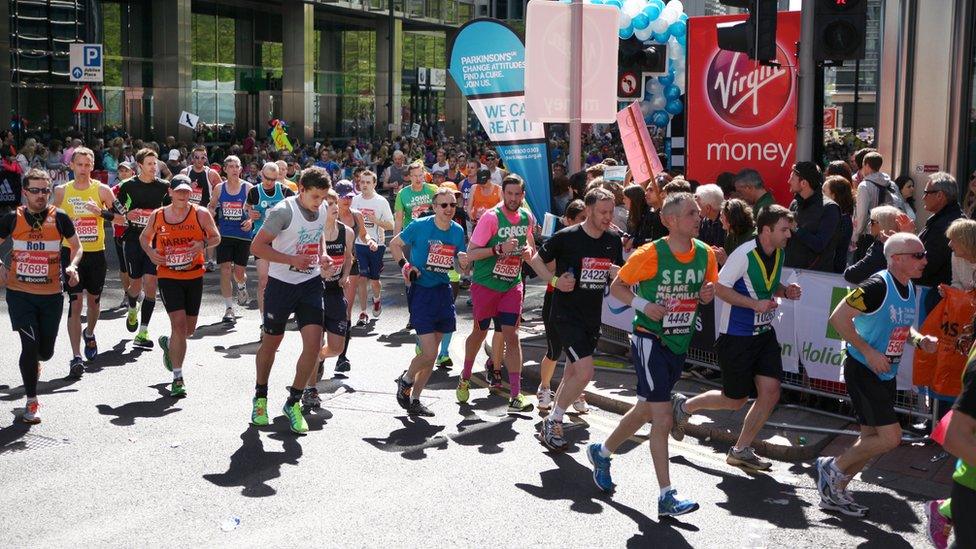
189,320,238,340
0,375,81,401
214,340,261,359
85,340,149,372
362,416,448,460
95,383,182,426
0,420,32,454
375,331,414,349
203,423,304,497
453,402,519,455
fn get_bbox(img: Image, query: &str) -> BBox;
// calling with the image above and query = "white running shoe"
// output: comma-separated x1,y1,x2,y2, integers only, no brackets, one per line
537,387,554,411
236,284,250,306
572,395,590,414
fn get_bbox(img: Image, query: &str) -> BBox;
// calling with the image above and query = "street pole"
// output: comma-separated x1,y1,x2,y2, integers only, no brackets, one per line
388,0,395,139
568,0,583,174
795,0,815,162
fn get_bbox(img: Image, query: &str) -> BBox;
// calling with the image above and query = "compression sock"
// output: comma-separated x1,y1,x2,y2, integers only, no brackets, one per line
508,371,521,397
462,359,475,381
140,299,156,327
255,384,269,398
439,332,453,357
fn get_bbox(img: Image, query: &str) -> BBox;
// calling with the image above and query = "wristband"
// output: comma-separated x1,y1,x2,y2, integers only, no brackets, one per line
101,209,115,221
909,332,923,347
398,258,406,268
632,296,650,313
550,275,559,286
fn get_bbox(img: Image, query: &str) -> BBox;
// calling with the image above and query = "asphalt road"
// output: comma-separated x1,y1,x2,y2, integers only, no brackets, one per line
0,248,934,548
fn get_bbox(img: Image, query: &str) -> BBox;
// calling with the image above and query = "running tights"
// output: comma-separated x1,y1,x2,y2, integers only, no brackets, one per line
19,326,57,398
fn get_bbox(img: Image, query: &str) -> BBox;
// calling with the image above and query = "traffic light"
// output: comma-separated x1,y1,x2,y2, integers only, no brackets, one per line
812,0,868,61
716,0,778,62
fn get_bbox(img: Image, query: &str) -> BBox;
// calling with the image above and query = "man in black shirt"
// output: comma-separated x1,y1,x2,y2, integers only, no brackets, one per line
527,188,624,451
943,326,976,548
918,172,964,312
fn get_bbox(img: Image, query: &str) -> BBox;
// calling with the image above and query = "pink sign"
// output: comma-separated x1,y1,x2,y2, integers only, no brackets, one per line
616,101,663,185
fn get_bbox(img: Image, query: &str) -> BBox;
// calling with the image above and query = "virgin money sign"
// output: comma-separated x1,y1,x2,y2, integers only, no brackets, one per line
687,12,800,207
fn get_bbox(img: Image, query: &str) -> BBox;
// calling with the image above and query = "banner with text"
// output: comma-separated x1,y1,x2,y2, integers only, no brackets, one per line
448,19,551,221
686,12,800,207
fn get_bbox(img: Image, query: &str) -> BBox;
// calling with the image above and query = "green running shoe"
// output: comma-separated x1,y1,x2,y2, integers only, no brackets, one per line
507,393,534,414
170,379,186,398
456,379,470,403
251,397,269,426
133,330,153,348
125,307,138,333
159,336,172,371
283,402,308,434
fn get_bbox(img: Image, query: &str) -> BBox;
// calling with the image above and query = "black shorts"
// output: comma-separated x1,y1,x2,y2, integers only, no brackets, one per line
113,236,127,274
262,276,324,335
717,330,783,400
951,481,976,549
122,235,157,279
323,290,350,336
542,291,562,361
552,319,601,363
5,289,63,334
61,248,107,296
158,277,204,316
217,237,251,267
349,256,360,277
844,356,898,427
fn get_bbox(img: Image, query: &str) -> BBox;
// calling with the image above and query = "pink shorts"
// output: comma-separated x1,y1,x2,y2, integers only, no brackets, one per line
470,282,523,327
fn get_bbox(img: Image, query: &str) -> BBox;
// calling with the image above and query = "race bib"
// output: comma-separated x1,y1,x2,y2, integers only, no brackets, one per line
411,203,431,220
361,208,375,228
164,245,195,270
885,326,910,363
14,251,50,281
426,243,456,274
580,257,611,290
492,254,522,280
662,297,698,332
222,201,244,221
131,208,153,228
190,190,203,205
754,309,776,332
74,217,100,242
290,242,320,274
325,254,345,280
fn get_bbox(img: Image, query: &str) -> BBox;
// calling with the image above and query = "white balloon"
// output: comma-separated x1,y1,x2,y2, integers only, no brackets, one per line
618,11,632,29
640,101,654,116
669,0,684,14
622,0,645,17
634,26,654,41
674,74,686,92
668,37,683,59
651,94,667,110
650,18,668,33
672,56,686,71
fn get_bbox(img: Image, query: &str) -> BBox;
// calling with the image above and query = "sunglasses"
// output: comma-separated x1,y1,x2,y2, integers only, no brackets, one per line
25,187,51,195
923,189,941,195
896,251,927,259
436,202,457,209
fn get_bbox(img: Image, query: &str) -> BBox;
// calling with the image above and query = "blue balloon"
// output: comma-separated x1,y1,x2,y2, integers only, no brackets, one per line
668,20,687,38
618,25,634,40
658,73,674,87
664,84,681,100
642,2,663,22
679,13,689,22
591,0,604,4
676,34,687,47
651,110,670,128
651,30,670,43
665,98,683,115
632,13,650,30
605,0,622,8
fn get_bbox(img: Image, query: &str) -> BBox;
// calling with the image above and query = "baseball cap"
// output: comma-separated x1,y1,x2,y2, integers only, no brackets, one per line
170,175,193,192
210,163,222,173
334,179,356,198
117,161,135,171
439,181,460,193
168,149,180,161
476,168,491,184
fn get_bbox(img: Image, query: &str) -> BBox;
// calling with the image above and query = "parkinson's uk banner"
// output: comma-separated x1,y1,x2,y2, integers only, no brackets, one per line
448,19,551,221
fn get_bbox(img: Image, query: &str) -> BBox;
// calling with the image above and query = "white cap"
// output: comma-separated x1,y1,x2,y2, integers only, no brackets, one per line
168,149,180,161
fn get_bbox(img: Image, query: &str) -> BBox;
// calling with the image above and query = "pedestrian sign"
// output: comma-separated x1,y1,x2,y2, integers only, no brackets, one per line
69,44,103,83
72,85,103,114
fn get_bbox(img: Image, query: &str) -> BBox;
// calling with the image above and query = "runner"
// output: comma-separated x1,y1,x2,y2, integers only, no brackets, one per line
276,159,299,193
140,175,220,397
249,166,331,434
111,161,135,309
390,187,469,417
585,192,717,517
352,169,393,321
466,168,502,227
115,148,171,348
456,174,536,413
180,145,219,271
671,205,802,471
0,168,81,423
435,181,467,369
393,160,438,235
941,322,976,549
51,146,119,376
246,162,295,325
537,199,586,411
208,155,253,323
817,232,937,516
525,187,624,450
332,179,375,372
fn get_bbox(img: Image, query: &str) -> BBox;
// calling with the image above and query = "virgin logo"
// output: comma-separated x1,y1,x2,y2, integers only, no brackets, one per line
706,46,793,129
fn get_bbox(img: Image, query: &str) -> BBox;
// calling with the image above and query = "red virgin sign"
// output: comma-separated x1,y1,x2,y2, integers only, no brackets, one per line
687,12,800,207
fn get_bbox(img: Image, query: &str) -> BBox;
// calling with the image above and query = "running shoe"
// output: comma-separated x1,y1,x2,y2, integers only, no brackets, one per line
236,284,250,306
222,307,235,323
670,393,689,442
538,417,568,451
204,260,217,273
837,489,870,516
170,379,186,398
658,489,699,517
456,379,470,403
459,278,471,290
22,399,40,424
83,330,98,361
819,490,868,517
586,443,614,493
357,312,369,327
372,298,382,318
125,307,138,333
133,329,153,348
436,355,453,369
485,367,503,389
572,395,590,414
335,356,351,373
815,456,843,502
302,387,322,409
159,336,172,371
251,397,269,426
408,399,435,417
283,402,309,434
925,500,952,549
395,371,412,410
507,394,534,414
69,356,85,379
726,446,772,471
536,387,554,412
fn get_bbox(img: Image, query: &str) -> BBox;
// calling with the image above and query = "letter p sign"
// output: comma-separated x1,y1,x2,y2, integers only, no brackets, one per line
83,45,101,67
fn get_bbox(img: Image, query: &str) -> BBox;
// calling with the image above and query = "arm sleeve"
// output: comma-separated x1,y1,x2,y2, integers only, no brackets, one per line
56,210,76,238
793,202,841,254
843,275,886,314
618,243,658,285
259,204,292,237
0,212,15,239
470,210,498,247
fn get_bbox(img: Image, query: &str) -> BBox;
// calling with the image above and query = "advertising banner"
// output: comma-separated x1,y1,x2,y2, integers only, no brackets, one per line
686,12,800,207
448,19,552,221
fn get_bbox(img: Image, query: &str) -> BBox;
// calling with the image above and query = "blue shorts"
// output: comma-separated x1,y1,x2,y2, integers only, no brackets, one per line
407,283,456,335
354,244,385,280
631,331,685,403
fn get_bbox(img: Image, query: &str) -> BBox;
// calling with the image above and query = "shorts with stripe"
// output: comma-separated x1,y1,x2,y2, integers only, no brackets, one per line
552,320,600,364
631,331,685,403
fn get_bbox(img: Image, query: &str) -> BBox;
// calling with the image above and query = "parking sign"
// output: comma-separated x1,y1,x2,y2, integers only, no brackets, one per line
69,44,103,82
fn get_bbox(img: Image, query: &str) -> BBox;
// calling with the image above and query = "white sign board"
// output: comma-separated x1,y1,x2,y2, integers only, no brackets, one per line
410,123,421,138
430,68,447,89
69,43,103,82
524,2,619,123
179,111,200,130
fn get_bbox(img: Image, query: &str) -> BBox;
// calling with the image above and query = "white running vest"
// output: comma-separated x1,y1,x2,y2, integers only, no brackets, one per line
268,196,329,284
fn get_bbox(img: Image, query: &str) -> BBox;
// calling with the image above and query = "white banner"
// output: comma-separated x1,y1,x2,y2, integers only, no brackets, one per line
467,96,546,143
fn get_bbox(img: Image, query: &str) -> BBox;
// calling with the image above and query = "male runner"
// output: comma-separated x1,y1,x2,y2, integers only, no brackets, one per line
942,324,976,548
209,155,253,323
391,187,469,417
181,145,219,271
140,175,220,397
116,148,171,348
352,170,393,321
276,160,299,193
0,168,81,423
818,232,937,516
672,205,801,470
456,174,536,413
250,166,331,434
52,147,119,376
586,192,717,517
393,160,438,235
526,188,624,450
246,162,295,324
111,161,135,309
